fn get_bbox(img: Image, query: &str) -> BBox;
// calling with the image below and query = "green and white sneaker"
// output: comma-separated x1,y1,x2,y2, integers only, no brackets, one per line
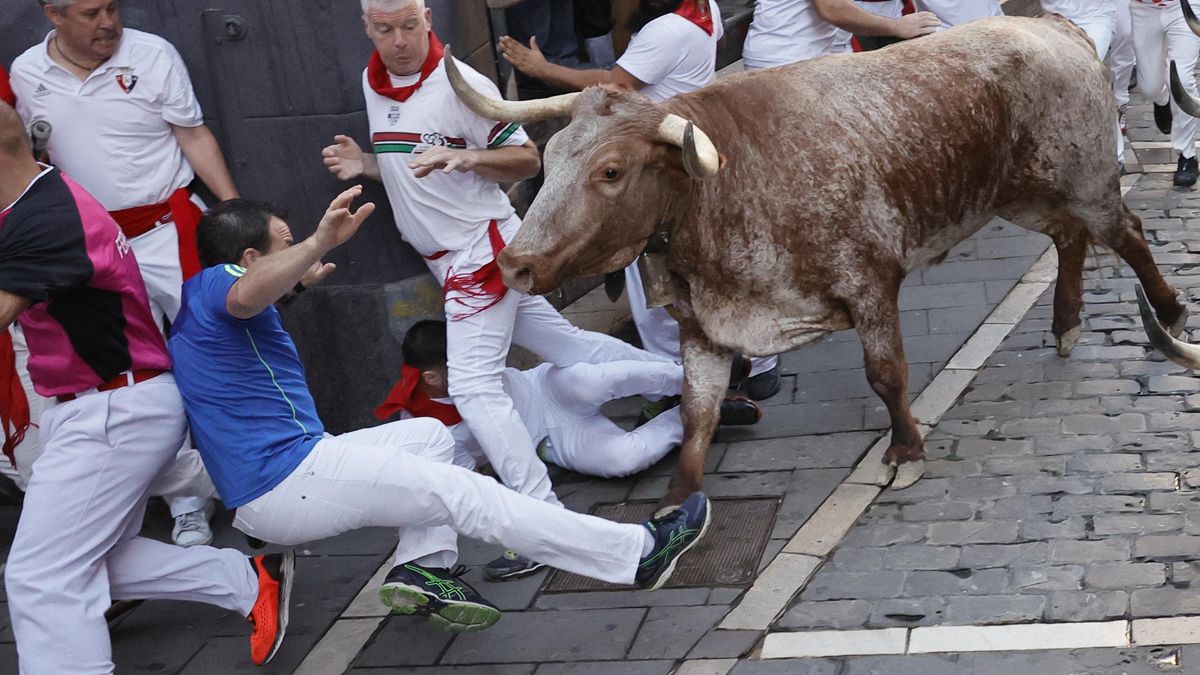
636,492,712,590
378,563,501,632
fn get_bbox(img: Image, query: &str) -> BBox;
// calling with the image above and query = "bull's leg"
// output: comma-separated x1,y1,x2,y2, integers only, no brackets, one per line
660,321,731,509
1108,206,1188,336
846,275,925,490
1050,226,1087,356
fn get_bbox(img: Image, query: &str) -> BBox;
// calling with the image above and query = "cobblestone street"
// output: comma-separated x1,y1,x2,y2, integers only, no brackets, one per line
5,37,1200,675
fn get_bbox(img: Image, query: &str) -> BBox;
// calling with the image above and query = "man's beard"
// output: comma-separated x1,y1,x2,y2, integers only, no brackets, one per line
626,0,687,33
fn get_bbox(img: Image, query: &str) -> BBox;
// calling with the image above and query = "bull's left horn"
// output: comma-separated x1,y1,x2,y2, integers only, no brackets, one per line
443,47,579,122
657,114,719,179
1136,284,1200,369
1183,0,1200,36
1170,60,1200,119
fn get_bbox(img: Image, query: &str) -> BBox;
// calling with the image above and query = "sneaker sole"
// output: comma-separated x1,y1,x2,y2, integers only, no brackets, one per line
482,562,547,582
378,583,501,633
645,498,713,592
264,550,295,666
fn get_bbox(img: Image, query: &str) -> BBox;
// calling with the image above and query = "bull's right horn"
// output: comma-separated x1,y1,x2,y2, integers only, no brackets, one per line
657,114,720,179
1136,284,1200,369
443,46,578,122
1183,0,1200,37
1170,61,1200,119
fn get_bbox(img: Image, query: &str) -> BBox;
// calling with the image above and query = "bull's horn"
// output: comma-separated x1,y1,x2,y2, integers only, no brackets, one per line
1136,284,1200,369
443,46,578,122
1184,0,1200,37
1170,60,1200,119
658,114,719,179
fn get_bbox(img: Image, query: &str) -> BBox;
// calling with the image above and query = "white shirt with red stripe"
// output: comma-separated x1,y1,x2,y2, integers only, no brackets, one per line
9,28,203,211
362,59,530,261
616,1,725,103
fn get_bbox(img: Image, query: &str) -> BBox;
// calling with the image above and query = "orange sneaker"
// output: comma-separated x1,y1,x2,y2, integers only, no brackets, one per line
247,550,294,666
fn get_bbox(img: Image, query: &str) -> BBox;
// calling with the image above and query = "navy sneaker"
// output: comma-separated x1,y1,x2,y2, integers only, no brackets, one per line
637,395,681,427
1175,154,1199,188
483,550,547,582
378,563,501,632
636,492,712,590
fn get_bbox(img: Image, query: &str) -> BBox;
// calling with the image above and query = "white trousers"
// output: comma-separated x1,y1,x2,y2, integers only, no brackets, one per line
233,418,646,583
624,261,779,377
440,282,671,508
8,325,211,517
1131,0,1200,158
5,374,257,675
540,361,685,478
1111,0,1135,108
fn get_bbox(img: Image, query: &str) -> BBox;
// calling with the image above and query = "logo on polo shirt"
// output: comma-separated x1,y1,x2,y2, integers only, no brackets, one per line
34,83,50,98
387,105,400,126
115,70,138,94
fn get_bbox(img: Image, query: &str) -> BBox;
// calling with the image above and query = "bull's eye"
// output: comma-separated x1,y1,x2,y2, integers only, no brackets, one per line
603,168,620,181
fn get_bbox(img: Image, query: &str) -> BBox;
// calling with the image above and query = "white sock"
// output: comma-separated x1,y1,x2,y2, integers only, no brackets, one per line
640,528,655,558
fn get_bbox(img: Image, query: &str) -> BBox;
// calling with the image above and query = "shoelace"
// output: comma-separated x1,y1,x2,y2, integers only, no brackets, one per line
176,512,208,531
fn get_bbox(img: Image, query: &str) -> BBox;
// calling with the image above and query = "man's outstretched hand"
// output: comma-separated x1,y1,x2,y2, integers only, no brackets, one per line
312,185,376,253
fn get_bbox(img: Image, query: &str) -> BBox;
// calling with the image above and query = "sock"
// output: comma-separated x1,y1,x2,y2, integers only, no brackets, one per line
640,527,655,557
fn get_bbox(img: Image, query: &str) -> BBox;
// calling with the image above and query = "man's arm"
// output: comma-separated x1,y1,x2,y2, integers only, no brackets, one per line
0,290,30,331
225,186,375,319
499,36,645,93
812,0,940,38
172,124,239,201
408,140,540,182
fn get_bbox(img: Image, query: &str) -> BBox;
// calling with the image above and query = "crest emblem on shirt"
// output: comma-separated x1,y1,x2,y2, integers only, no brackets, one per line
387,105,401,126
115,70,138,94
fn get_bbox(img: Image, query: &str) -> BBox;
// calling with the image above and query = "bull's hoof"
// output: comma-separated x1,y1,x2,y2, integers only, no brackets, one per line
1056,325,1082,357
891,459,927,490
872,462,898,487
1169,304,1191,338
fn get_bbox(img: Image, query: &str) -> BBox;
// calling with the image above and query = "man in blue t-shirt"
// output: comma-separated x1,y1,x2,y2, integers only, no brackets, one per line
169,188,713,633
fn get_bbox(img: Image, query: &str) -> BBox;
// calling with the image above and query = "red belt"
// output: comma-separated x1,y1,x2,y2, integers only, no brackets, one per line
108,188,203,280
56,369,167,403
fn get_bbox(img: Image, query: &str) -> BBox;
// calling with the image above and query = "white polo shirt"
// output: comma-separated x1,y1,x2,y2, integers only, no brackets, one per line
9,28,203,211
916,0,1002,29
743,0,849,70
616,1,725,103
362,58,529,260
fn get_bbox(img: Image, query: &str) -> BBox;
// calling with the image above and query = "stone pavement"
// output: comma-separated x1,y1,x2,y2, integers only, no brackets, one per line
4,36,1199,675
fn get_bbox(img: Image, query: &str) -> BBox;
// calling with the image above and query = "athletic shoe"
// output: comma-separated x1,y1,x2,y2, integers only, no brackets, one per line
483,550,547,581
1155,103,1173,135
743,365,782,401
1174,154,1199,188
378,563,502,632
637,395,681,427
718,397,762,426
248,550,294,666
636,491,712,590
172,500,215,547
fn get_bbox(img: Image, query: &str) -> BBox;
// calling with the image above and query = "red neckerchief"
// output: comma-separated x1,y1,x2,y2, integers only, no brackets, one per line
0,330,29,468
367,32,445,103
441,220,509,321
674,0,714,35
374,364,463,427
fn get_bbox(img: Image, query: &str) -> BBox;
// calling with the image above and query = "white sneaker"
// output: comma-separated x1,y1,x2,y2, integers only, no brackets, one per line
172,501,215,547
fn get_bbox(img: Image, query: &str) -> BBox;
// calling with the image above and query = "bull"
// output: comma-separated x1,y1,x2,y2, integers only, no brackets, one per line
446,15,1187,506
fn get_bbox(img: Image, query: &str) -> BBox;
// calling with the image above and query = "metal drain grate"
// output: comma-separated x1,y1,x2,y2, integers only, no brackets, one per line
543,497,780,592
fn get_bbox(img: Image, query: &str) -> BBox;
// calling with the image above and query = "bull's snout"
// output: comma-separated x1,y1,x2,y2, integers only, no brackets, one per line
497,249,535,294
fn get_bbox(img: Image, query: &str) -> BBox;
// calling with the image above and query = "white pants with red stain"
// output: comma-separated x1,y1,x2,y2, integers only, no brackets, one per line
426,216,673,508
1131,0,1200,159
624,260,780,378
233,418,646,582
538,360,685,478
4,374,257,675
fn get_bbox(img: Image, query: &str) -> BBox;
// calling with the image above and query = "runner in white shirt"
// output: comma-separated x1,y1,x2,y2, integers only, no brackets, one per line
323,0,672,582
500,0,785,399
9,0,232,547
913,0,1002,30
379,321,762,481
1129,0,1200,187
741,0,938,70
832,1,906,52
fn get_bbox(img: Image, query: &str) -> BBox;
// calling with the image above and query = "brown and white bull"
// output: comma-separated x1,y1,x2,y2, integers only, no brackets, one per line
446,15,1187,506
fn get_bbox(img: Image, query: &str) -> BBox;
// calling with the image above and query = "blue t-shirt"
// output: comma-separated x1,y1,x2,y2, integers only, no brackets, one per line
168,264,324,508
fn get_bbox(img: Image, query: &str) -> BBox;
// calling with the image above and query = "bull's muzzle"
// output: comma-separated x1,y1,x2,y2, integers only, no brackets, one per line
497,248,536,294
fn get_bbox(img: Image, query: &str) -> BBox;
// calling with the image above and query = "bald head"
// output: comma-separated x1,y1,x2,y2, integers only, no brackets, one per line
0,102,31,159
